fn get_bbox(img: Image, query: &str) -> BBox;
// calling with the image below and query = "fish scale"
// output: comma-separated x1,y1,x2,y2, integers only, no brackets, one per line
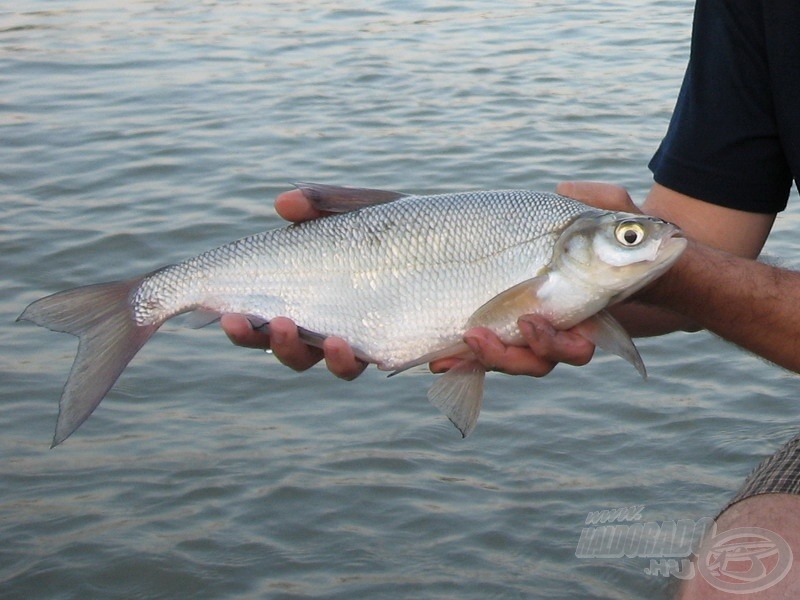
18,185,685,445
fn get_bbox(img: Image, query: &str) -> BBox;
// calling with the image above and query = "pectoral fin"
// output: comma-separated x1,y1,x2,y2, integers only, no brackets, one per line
293,182,408,213
573,310,647,379
427,359,486,438
469,280,646,379
466,275,547,330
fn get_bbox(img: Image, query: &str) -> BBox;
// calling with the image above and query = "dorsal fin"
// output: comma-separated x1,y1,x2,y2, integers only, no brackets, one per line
292,182,408,213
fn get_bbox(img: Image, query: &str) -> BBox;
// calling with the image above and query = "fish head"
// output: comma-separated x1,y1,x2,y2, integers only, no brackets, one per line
552,210,687,304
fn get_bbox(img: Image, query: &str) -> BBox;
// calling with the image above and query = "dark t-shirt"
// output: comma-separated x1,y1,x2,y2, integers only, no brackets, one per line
649,0,800,214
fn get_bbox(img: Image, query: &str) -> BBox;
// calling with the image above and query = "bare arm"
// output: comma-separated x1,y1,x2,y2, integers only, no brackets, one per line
638,239,800,372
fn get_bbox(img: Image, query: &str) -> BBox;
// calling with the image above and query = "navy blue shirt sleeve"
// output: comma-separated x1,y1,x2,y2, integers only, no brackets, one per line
649,0,797,214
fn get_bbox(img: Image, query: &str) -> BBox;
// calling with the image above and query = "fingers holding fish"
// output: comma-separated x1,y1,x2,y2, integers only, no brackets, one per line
274,189,327,222
463,328,559,376
221,314,366,379
322,337,368,380
220,314,323,370
468,321,593,375
257,316,327,372
221,314,272,349
516,316,596,367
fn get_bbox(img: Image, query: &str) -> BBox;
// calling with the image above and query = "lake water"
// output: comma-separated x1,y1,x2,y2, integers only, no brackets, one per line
3,1,800,598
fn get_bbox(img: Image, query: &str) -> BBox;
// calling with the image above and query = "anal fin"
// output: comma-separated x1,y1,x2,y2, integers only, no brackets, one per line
427,359,486,438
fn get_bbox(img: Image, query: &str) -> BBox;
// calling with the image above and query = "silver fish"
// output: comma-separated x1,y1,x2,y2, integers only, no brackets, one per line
18,184,686,446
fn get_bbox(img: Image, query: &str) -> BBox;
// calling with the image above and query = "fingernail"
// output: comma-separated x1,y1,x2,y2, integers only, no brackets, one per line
326,344,340,360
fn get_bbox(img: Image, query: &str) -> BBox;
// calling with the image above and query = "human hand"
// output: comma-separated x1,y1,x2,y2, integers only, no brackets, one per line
431,314,595,377
556,180,640,214
220,189,368,380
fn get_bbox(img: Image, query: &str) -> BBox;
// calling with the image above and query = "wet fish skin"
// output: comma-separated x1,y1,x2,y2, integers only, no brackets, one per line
18,185,686,446
130,188,590,367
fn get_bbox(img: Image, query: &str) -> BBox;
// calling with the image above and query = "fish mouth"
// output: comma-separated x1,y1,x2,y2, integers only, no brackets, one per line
657,227,688,265
633,227,687,290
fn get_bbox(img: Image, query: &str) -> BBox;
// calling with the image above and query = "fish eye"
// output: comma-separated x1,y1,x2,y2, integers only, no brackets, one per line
614,221,646,246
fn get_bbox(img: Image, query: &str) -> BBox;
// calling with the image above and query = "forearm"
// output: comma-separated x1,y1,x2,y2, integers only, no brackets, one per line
610,302,698,338
609,182,778,340
636,240,800,373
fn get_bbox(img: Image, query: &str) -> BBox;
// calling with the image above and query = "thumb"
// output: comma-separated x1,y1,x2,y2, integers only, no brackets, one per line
556,181,639,213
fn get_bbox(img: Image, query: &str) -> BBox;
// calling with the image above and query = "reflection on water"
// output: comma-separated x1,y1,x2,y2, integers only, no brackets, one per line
2,1,798,598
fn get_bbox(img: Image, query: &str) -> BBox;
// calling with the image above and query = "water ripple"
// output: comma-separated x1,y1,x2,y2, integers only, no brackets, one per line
6,0,800,598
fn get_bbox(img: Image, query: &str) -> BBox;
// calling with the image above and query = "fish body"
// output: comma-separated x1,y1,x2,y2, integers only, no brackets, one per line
18,184,686,446
134,189,589,367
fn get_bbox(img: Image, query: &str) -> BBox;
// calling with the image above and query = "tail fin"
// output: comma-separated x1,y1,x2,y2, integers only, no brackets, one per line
17,278,158,447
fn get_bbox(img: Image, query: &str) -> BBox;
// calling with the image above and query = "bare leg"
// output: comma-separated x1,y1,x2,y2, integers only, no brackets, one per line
678,434,800,598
